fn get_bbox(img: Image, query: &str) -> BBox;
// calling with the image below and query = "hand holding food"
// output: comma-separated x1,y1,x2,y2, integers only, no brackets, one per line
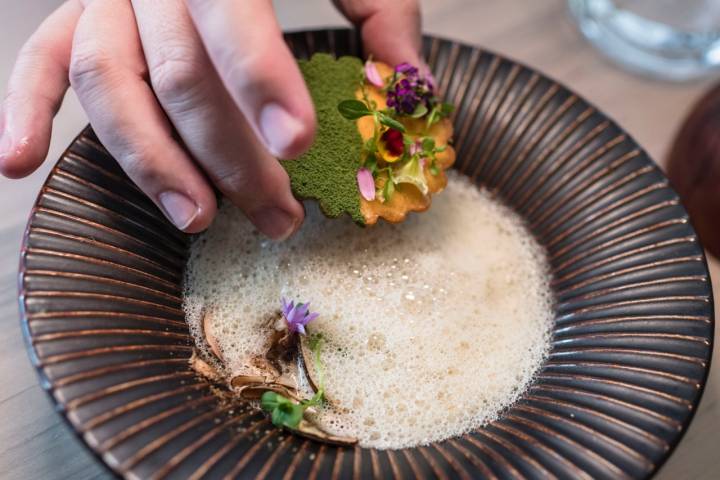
0,0,421,238
282,54,455,225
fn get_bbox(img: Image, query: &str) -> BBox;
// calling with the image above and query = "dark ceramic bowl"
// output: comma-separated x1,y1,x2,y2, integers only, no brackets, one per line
19,29,714,479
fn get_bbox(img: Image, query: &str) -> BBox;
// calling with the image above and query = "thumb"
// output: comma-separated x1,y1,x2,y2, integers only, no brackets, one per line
334,0,422,66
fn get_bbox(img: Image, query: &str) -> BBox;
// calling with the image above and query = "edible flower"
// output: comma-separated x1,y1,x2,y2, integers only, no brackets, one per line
357,167,376,201
387,63,435,116
281,297,319,335
364,60,384,88
378,128,405,162
408,139,423,157
393,157,429,195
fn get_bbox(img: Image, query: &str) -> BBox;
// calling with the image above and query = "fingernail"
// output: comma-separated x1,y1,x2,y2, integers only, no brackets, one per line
259,103,305,158
249,206,299,241
159,190,200,230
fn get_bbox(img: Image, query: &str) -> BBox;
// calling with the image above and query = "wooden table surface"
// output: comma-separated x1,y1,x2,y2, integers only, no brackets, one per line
1,0,718,478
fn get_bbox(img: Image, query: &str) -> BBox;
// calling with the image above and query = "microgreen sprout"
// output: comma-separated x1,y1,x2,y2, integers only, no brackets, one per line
260,333,327,430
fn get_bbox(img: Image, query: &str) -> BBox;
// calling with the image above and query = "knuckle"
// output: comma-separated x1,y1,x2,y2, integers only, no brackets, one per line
69,47,113,89
226,51,274,92
116,145,162,188
148,54,202,103
214,164,285,203
214,166,251,198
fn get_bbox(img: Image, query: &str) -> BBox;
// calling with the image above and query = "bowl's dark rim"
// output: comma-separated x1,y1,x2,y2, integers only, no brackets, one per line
411,32,716,479
17,27,714,479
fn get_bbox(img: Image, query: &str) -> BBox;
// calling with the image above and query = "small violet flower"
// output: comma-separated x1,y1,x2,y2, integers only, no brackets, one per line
357,167,376,201
386,63,436,116
395,62,418,75
364,60,384,88
281,297,319,335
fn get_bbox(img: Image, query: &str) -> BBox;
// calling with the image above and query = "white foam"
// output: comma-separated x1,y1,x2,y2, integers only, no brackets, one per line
184,171,554,449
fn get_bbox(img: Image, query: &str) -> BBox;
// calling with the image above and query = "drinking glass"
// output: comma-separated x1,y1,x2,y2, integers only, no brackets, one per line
568,0,720,81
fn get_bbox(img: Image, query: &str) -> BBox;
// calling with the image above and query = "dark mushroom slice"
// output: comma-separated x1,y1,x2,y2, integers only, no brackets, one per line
230,374,303,402
293,419,358,447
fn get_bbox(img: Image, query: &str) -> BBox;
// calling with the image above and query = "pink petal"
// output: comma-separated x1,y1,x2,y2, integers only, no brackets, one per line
365,60,384,88
304,312,320,324
409,141,422,156
357,167,376,201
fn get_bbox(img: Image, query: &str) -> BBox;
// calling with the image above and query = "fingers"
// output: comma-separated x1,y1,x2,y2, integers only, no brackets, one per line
183,0,315,159
0,0,83,178
334,0,422,66
131,0,303,240
70,0,217,233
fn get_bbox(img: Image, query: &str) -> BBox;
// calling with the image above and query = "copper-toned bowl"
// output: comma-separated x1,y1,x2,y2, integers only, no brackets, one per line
19,29,714,479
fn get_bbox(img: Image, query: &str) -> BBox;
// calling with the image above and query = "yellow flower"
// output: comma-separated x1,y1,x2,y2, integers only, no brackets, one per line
377,128,405,163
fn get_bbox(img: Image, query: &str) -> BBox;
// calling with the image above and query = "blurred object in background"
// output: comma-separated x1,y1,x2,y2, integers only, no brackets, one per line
667,82,720,258
569,0,720,81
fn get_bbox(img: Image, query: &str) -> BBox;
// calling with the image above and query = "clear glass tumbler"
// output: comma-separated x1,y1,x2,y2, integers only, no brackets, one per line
568,0,720,81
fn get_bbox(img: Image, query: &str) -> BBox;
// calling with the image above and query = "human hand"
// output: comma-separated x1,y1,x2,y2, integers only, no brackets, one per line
0,0,421,238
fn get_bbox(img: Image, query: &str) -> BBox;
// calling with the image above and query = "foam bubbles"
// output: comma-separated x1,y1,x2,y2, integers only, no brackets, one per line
184,171,554,449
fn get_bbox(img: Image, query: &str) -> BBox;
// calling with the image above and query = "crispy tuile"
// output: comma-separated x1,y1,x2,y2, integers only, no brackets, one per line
356,62,456,225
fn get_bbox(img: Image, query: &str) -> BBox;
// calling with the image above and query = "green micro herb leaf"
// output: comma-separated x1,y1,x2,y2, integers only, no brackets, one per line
337,99,372,120
440,102,455,116
261,391,305,429
260,333,329,431
378,113,406,132
409,103,428,118
383,177,395,202
365,154,378,174
364,137,377,153
426,102,455,128
422,137,435,152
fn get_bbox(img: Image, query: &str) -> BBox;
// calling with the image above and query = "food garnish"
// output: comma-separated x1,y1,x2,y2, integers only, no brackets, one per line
192,296,356,446
282,53,456,225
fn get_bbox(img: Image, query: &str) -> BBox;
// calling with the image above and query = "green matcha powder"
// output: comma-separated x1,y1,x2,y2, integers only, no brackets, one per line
281,54,365,224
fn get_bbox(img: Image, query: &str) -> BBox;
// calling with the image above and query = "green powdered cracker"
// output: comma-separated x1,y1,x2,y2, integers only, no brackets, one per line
281,54,365,224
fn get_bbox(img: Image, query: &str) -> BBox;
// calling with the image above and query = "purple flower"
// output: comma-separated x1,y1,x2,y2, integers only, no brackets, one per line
365,60,384,88
356,167,376,201
395,62,418,75
281,297,319,335
386,62,436,116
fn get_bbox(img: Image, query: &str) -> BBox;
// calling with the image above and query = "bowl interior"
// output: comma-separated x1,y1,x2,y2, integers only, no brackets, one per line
19,29,713,479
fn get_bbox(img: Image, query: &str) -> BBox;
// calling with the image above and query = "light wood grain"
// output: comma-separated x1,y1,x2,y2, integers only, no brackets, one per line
0,0,717,478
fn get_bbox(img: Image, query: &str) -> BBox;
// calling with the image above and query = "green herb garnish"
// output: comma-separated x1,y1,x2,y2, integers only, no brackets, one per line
260,334,326,430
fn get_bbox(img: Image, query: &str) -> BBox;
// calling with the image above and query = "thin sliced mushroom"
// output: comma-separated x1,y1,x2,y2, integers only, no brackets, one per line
294,419,358,447
197,307,354,446
230,374,302,402
238,383,301,401
189,351,222,381
201,309,223,362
